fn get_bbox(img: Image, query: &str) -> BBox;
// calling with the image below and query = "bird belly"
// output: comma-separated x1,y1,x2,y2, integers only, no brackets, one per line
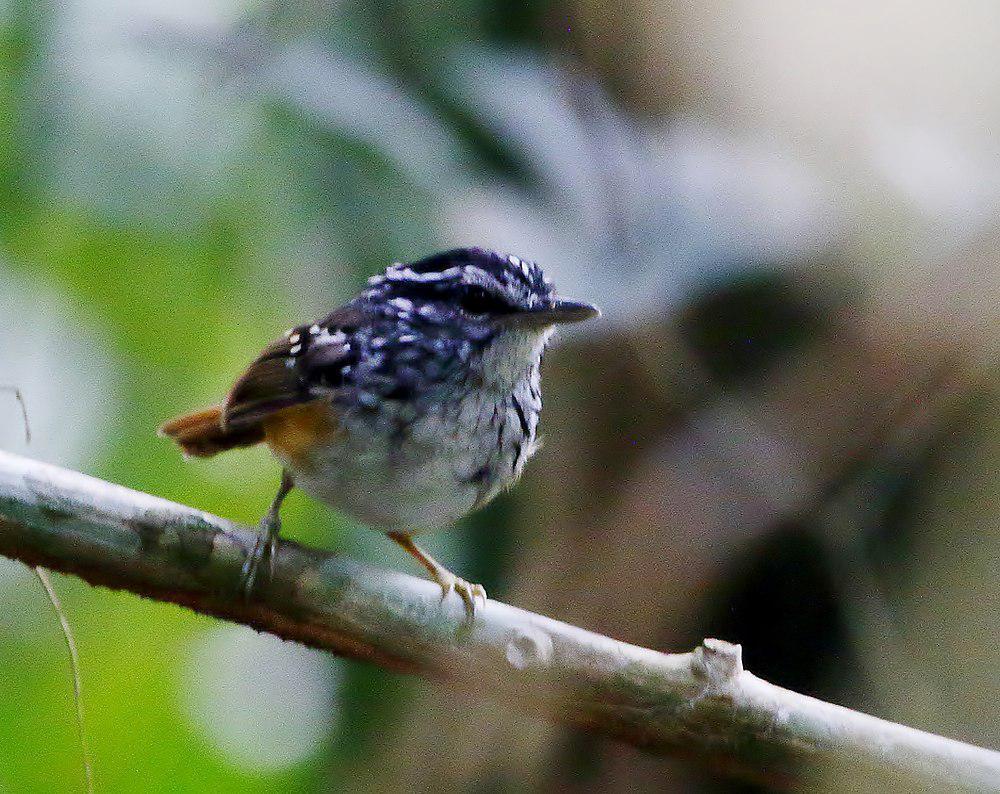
288,440,475,531
269,384,540,533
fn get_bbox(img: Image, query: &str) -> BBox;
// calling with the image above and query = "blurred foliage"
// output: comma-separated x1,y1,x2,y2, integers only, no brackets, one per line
0,0,583,785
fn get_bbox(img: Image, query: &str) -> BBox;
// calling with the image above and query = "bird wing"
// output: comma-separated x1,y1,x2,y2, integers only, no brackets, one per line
221,304,364,429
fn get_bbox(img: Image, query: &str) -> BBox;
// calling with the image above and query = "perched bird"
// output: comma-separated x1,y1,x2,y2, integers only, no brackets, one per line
159,247,599,615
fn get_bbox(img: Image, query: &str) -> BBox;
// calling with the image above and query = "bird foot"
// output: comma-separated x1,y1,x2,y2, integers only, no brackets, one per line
238,516,279,598
434,569,487,618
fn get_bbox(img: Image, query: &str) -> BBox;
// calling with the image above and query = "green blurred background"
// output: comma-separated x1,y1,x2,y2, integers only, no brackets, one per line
1,1,998,791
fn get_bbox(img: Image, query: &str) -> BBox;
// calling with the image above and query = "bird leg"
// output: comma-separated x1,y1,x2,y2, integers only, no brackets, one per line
239,470,294,597
387,532,487,618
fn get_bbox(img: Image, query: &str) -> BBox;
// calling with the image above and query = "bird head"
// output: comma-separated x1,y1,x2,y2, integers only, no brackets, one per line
365,247,599,332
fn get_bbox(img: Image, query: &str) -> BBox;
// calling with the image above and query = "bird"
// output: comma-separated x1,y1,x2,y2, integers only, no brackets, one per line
159,247,599,616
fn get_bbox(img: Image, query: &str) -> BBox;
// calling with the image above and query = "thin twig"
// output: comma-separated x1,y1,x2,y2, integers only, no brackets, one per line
0,386,31,444
33,567,94,794
3,385,92,791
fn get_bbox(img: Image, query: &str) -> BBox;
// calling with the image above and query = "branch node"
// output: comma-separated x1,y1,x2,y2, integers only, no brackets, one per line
505,626,554,670
692,638,744,687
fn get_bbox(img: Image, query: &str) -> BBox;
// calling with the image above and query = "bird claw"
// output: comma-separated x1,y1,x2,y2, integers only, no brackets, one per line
238,516,279,599
435,570,487,618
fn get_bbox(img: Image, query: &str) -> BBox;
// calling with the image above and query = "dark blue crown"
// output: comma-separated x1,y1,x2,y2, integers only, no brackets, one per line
396,248,547,293
363,247,554,312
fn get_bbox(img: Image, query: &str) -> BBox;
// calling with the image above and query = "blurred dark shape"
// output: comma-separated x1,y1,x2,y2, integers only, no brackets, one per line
678,269,830,384
706,522,857,701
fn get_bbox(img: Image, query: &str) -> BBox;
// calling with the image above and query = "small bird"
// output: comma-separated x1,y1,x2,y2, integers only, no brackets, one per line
159,247,599,615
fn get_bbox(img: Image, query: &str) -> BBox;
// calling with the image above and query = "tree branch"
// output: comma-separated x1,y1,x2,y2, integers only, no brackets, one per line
0,450,996,790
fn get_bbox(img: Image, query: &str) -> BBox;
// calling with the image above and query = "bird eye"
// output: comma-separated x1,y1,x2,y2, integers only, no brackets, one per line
458,286,510,316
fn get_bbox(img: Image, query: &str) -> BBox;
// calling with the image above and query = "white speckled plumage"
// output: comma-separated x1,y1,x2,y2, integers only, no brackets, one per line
260,250,573,533
274,325,548,532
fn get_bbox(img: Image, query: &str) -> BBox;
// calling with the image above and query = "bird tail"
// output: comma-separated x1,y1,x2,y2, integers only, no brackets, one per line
158,406,265,458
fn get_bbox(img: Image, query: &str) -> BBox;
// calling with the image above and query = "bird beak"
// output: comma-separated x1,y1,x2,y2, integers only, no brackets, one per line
505,299,601,328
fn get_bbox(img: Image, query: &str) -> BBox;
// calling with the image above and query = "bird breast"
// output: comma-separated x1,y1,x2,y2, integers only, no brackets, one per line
270,364,542,533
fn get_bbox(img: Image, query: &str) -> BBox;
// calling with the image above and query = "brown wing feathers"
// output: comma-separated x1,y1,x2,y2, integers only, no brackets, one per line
222,348,307,428
159,317,354,459
159,335,308,458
